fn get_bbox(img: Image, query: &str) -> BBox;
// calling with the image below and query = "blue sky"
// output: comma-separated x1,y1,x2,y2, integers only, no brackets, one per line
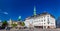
0,0,60,21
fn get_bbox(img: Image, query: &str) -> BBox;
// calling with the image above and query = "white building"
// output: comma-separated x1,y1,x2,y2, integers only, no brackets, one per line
8,19,18,27
24,6,56,29
0,21,2,26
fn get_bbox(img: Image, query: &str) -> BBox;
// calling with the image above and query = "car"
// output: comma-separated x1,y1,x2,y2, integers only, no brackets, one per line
5,27,11,30
0,26,2,30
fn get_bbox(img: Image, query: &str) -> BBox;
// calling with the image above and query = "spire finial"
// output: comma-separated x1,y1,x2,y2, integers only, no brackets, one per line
34,6,36,16
9,18,12,22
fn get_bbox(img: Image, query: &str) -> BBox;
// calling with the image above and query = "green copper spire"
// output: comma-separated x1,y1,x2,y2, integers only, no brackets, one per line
9,18,12,22
18,16,21,21
34,6,36,16
19,16,21,19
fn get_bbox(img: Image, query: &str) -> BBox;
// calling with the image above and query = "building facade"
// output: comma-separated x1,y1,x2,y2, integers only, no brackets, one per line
8,19,18,27
8,18,25,29
0,22,2,26
24,13,56,29
24,6,56,29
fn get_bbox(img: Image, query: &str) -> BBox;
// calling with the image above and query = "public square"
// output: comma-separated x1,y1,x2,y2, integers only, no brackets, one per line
0,28,60,31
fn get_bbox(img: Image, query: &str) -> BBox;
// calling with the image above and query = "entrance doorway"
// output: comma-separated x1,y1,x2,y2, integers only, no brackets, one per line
34,26,43,28
47,26,50,28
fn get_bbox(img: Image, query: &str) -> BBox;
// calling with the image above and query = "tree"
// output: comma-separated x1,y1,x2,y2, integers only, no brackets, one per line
2,20,8,29
11,23,17,28
21,22,25,26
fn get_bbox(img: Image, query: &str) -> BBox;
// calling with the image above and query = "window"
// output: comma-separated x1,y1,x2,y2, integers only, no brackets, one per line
44,20,45,21
41,17,43,18
34,21,38,22
47,18,50,24
48,18,49,21
47,16,49,17
44,16,45,18
44,23,45,24
51,23,54,24
48,21,49,24
41,20,43,22
39,20,40,22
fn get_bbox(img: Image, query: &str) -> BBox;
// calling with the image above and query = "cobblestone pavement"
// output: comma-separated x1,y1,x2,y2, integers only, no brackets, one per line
0,28,60,31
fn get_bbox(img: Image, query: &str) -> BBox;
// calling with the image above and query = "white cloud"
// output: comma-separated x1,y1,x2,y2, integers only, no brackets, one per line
3,12,8,15
0,20,1,22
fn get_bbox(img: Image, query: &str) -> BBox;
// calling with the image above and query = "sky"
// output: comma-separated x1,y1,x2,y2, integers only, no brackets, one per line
0,0,60,21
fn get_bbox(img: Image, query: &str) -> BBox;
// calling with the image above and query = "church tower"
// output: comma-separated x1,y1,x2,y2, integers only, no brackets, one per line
18,16,21,21
34,6,36,16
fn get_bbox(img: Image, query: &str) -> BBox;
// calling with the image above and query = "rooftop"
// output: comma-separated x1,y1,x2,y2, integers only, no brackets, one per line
26,12,55,19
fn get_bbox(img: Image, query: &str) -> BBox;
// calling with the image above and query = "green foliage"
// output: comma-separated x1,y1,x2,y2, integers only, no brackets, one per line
21,22,25,26
2,20,8,27
11,24,17,27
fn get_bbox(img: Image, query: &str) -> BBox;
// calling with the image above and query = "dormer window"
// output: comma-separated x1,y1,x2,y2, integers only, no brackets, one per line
47,16,49,17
